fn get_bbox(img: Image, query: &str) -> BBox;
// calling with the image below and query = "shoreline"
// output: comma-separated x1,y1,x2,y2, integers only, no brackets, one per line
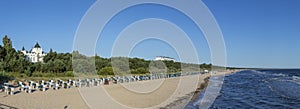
160,70,239,109
160,77,210,109
190,77,210,102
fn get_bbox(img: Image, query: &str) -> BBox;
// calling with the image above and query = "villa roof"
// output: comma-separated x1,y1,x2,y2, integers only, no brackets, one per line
34,42,41,48
22,46,25,51
156,56,175,60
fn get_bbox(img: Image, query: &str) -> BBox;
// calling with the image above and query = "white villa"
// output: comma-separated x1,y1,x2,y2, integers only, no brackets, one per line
21,42,47,63
154,56,176,62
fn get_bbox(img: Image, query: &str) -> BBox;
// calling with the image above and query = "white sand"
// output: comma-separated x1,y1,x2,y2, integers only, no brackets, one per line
0,87,88,109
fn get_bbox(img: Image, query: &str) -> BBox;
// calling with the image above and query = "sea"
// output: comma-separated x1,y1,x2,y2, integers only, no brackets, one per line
185,69,300,109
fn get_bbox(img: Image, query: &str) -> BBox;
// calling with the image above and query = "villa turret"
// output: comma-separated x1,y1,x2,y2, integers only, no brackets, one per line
21,46,26,54
34,42,41,48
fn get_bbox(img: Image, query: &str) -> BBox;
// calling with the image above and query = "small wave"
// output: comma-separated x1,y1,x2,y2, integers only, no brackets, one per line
251,70,267,75
292,76,300,80
267,84,276,92
291,76,300,84
252,70,289,78
272,73,287,77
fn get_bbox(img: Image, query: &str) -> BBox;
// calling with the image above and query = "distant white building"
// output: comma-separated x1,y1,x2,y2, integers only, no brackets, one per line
154,56,176,62
21,42,47,63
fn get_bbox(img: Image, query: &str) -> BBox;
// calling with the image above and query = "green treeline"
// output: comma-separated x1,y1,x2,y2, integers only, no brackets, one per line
0,35,212,78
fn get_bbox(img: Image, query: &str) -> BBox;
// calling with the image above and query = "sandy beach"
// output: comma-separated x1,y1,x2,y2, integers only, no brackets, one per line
0,70,236,109
0,87,88,109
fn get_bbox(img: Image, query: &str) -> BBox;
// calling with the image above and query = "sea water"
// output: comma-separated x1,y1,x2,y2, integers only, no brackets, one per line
185,70,300,109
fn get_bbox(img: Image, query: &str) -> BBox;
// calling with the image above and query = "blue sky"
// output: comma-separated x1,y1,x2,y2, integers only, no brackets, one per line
0,0,299,68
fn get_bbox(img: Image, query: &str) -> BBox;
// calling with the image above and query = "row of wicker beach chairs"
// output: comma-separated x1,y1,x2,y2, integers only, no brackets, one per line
0,73,194,95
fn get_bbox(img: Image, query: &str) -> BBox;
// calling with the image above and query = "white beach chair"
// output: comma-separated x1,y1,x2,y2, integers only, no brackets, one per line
49,80,54,83
78,81,82,88
53,83,59,90
33,83,38,89
67,82,71,88
40,85,46,91
95,80,99,86
24,86,31,93
4,86,8,93
29,81,34,87
8,87,14,95
28,86,32,93
40,80,45,85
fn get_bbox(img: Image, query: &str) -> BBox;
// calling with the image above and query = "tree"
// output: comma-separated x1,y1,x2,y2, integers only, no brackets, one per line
53,59,65,73
95,57,110,70
43,48,57,63
98,67,115,75
136,67,148,74
1,35,19,72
